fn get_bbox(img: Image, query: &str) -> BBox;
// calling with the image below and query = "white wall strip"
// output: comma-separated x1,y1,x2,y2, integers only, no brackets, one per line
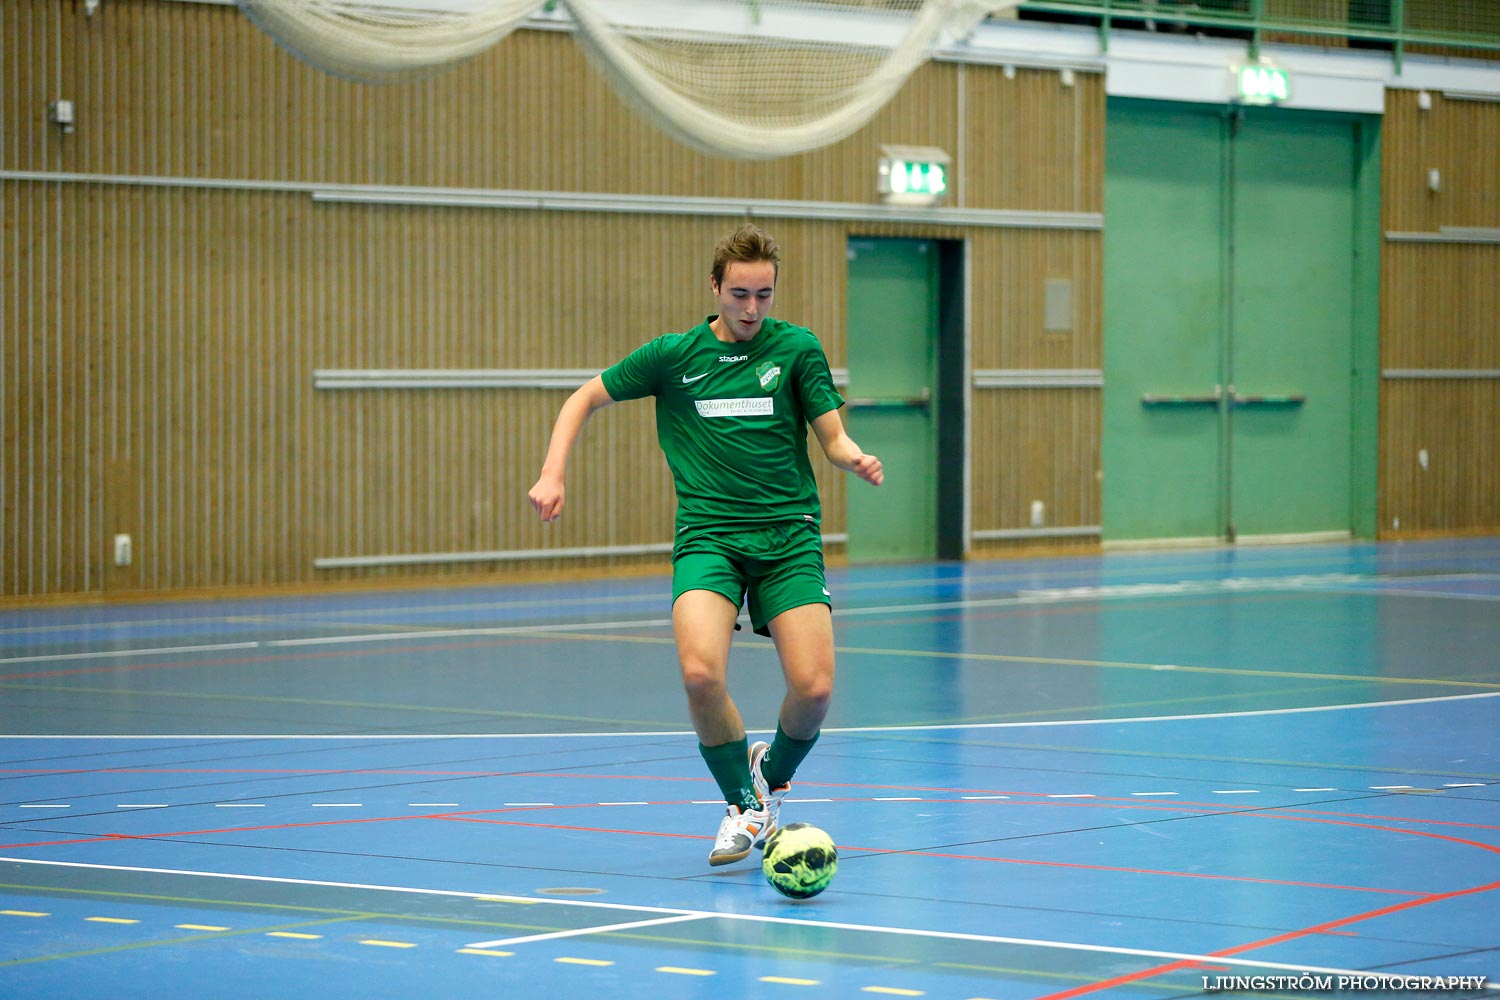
972,526,1102,541
308,186,1101,230
1382,369,1500,380
313,368,852,390
972,368,1103,389
1442,90,1500,103
314,543,674,570
314,369,597,390
1386,228,1500,244
2,169,1101,230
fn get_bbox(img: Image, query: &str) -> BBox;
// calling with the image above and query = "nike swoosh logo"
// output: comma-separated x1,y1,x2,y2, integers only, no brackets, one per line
682,373,709,383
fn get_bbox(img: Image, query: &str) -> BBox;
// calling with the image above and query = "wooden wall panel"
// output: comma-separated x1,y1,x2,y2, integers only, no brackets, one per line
1380,381,1500,534
1382,243,1500,370
1383,90,1500,233
969,228,1102,371
4,0,1109,598
5,2,968,205
1378,88,1500,536
969,389,1101,536
962,67,1104,213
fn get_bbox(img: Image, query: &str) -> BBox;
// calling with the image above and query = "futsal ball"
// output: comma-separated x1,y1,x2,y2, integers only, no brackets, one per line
762,823,838,899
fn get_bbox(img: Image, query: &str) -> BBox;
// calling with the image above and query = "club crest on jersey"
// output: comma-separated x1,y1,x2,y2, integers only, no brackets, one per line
757,362,782,393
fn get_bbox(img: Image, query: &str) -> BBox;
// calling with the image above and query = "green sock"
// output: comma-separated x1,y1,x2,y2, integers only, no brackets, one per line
762,723,818,790
699,738,760,812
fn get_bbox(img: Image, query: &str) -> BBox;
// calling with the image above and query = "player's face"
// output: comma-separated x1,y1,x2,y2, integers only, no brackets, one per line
712,260,777,341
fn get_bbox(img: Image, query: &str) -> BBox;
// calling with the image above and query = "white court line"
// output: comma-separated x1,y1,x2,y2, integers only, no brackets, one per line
466,913,705,950
10,566,1497,666
0,623,674,665
4,551,1493,639
3,691,1496,740
0,642,261,665
0,857,1479,988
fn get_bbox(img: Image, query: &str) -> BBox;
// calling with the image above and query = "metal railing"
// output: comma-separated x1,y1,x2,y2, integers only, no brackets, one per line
1015,0,1500,70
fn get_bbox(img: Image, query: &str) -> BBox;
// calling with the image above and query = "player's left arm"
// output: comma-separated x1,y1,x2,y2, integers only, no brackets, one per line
811,408,883,486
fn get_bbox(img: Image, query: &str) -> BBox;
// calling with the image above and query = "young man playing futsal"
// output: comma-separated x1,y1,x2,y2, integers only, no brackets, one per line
528,224,883,866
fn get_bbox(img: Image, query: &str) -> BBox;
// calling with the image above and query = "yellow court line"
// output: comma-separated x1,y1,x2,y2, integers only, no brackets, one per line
0,682,676,729
760,976,820,986
898,679,1365,727
457,948,514,957
657,966,716,976
555,956,614,967
85,917,139,925
267,931,323,940
359,939,417,949
862,988,926,997
532,630,1499,691
0,913,376,969
2,910,48,917
832,644,1500,690
0,881,601,954
175,924,231,932
910,730,1500,782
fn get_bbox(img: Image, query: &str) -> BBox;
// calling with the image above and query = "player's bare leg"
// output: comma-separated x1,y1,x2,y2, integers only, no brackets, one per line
672,589,744,744
767,602,835,739
750,602,835,839
674,589,766,864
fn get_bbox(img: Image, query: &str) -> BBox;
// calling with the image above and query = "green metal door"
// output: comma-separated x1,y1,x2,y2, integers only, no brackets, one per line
1230,109,1354,538
845,237,938,562
1103,102,1227,541
1104,99,1370,543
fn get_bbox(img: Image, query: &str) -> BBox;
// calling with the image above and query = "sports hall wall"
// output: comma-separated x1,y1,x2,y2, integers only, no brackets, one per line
2,0,1496,599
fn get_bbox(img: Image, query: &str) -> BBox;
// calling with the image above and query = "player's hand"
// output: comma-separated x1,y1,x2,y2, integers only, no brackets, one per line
848,453,883,486
528,474,566,522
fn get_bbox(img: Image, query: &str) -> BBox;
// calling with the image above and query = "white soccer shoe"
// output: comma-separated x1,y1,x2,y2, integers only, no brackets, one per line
749,740,789,848
708,804,769,866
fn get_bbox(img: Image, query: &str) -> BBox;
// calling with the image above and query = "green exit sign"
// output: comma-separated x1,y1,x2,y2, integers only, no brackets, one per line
1238,63,1291,105
878,145,950,206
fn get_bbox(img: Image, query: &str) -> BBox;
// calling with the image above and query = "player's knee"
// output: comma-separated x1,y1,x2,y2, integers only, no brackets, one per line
788,670,833,712
680,659,727,703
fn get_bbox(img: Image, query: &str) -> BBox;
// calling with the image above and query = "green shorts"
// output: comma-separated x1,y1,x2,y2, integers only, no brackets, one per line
672,519,830,637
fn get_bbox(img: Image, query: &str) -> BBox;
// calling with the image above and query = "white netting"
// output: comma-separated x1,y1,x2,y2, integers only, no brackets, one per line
237,0,1020,157
564,0,1015,159
235,0,539,83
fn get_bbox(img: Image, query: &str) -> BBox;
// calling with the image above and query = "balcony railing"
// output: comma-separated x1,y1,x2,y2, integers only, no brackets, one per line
1014,0,1500,70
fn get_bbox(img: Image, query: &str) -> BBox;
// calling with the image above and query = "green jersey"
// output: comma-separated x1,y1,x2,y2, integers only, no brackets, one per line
601,316,844,532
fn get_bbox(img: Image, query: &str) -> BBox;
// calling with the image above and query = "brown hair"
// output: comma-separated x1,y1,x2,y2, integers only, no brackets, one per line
711,223,781,287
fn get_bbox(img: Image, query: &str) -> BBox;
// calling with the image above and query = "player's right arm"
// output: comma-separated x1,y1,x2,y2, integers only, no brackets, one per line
528,375,618,522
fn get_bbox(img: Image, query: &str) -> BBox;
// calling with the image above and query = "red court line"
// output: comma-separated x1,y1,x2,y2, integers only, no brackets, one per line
1031,879,1500,1000
0,797,1471,898
6,768,1498,835
441,813,1422,896
1029,818,1500,1000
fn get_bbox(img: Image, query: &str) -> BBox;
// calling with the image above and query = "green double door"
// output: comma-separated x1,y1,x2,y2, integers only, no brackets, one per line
1103,99,1377,543
844,238,939,562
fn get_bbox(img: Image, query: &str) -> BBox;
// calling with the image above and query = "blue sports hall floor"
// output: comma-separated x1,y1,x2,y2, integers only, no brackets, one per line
1,539,1497,999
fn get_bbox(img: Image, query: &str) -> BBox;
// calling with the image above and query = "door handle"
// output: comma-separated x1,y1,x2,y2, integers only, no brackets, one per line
1229,387,1305,408
1141,385,1223,407
845,387,931,410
